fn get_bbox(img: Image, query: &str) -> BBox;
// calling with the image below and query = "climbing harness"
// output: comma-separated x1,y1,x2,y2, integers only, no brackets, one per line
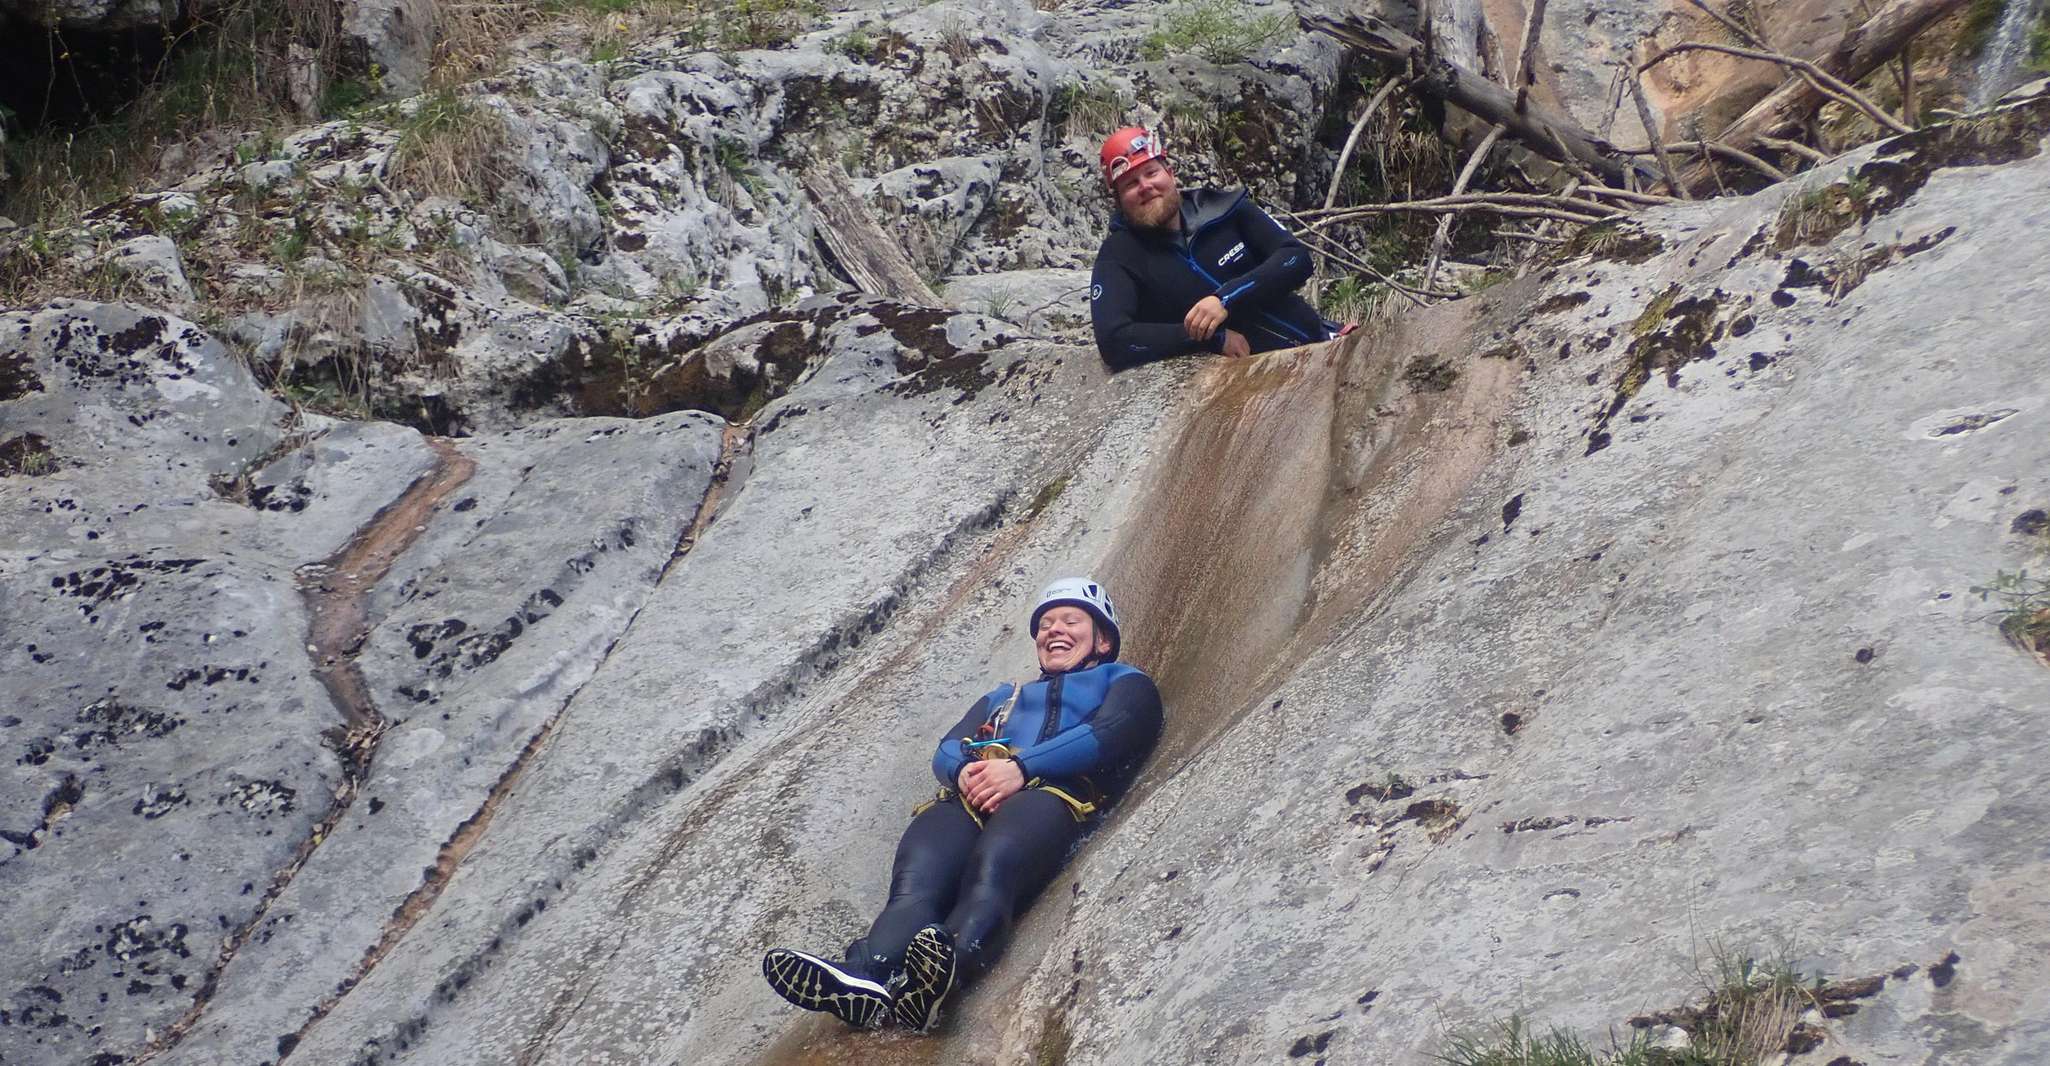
914,679,1099,825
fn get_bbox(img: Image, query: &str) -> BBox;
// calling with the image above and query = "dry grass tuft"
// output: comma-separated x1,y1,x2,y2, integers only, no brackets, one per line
389,86,512,202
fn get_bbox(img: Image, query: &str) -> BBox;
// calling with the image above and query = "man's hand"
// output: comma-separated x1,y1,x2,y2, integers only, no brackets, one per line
1220,329,1251,358
961,759,1026,813
1184,295,1228,342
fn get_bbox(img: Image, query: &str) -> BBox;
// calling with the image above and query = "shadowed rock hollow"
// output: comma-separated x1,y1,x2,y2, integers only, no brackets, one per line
4,4,2049,1066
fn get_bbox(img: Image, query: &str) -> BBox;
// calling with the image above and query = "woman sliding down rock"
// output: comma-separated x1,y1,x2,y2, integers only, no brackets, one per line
762,578,1164,1033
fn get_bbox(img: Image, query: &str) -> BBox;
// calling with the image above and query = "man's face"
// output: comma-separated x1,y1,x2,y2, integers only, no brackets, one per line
1114,159,1180,230
1035,606,1112,673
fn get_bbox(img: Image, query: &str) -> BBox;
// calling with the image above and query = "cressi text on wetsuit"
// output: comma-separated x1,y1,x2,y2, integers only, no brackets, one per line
843,661,1163,983
1090,188,1334,369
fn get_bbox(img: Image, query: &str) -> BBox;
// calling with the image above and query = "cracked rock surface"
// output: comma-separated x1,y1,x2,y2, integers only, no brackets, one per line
4,9,2050,1066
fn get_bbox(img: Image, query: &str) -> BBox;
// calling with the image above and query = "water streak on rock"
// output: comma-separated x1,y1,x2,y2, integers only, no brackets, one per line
130,438,477,1063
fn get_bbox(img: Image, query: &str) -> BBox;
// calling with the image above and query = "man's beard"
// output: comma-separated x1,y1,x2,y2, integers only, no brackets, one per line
1126,186,1182,231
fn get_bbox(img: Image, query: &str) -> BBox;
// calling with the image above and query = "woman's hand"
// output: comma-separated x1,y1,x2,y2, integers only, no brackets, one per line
961,759,1026,813
1220,329,1251,358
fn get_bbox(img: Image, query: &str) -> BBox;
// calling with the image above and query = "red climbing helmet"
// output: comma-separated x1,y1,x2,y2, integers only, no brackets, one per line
1100,127,1166,190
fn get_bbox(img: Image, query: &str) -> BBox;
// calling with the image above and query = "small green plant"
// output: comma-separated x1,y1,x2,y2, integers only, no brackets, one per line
982,287,1021,320
2029,17,2050,72
321,67,385,118
1053,80,1133,143
1140,0,1293,65
271,222,311,264
713,137,769,204
835,24,875,61
1443,944,1823,1066
716,0,825,51
1439,1015,1654,1066
1961,0,2010,57
0,434,60,478
1972,568,2050,654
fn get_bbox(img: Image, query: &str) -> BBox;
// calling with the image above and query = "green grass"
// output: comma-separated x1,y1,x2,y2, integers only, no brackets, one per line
1973,568,2050,653
716,0,825,50
1439,1016,1656,1066
1,0,333,225
1961,0,2010,57
1442,944,1823,1066
1140,0,1293,64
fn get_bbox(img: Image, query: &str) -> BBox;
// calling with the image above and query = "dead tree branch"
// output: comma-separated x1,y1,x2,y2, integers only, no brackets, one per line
1700,0,1966,170
1757,135,1831,164
1324,76,1409,210
1625,70,1693,198
1422,124,1506,293
1302,11,1653,187
1509,0,1550,114
1617,139,1789,181
1639,41,1912,134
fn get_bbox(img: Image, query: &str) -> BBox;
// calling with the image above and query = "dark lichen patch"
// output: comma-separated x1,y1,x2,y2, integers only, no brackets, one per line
1777,95,2050,252
1287,1029,1336,1057
2012,509,2049,537
1585,289,1724,455
50,557,206,621
1345,776,1415,804
1929,951,1960,988
1772,177,1877,251
1501,815,1574,833
1402,356,1459,392
1533,291,1591,315
0,433,60,477
1025,475,1070,521
0,348,45,401
3,774,85,851
1401,798,1463,840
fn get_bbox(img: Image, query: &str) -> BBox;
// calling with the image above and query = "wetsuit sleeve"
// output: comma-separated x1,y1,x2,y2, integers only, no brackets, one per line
1210,199,1314,313
1092,249,1222,370
1011,674,1163,781
931,694,994,788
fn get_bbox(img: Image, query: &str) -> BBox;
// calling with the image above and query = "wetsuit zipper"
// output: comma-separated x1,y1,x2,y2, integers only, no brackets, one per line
1037,673,1065,744
1177,213,1315,346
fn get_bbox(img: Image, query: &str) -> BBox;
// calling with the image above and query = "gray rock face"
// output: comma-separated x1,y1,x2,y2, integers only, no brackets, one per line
339,0,437,97
7,11,2050,1066
1,302,725,1065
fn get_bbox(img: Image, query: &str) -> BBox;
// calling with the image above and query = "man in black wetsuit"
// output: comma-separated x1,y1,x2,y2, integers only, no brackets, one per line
1090,126,1345,369
762,578,1163,1034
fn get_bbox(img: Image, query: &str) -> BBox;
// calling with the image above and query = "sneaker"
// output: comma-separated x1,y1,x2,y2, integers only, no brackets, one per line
762,948,893,1030
891,925,958,1033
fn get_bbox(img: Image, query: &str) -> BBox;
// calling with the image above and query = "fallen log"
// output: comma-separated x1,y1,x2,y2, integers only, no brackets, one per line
1302,12,1654,187
1698,0,1969,169
801,161,946,308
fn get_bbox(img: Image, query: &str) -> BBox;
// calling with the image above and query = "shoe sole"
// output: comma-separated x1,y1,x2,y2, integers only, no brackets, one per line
762,948,892,1030
892,927,957,1033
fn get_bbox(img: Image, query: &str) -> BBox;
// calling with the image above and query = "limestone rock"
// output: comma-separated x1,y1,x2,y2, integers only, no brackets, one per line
339,0,437,97
106,235,195,304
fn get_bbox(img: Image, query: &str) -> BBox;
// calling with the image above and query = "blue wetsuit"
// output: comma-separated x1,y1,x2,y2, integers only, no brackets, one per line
1090,188,1334,368
845,662,1163,984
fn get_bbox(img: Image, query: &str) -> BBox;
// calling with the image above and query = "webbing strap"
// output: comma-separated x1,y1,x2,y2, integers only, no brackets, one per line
913,779,1099,825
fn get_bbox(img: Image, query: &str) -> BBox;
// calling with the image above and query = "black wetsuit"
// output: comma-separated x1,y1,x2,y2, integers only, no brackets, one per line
1089,188,1334,369
843,663,1163,984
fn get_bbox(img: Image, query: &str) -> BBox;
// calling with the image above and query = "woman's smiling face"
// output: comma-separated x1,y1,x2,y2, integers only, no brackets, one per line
1035,605,1111,672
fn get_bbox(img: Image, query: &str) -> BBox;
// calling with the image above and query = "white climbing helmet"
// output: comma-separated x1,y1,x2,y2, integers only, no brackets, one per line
1029,577,1122,661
